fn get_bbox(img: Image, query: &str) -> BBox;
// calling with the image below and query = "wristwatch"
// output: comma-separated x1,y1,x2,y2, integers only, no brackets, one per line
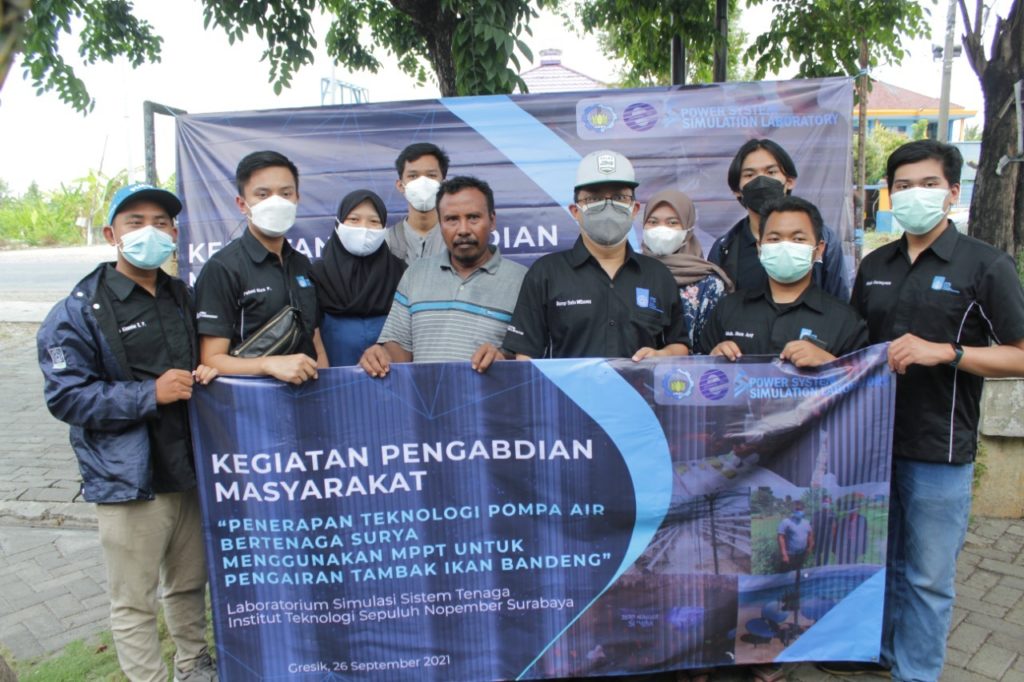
949,342,964,368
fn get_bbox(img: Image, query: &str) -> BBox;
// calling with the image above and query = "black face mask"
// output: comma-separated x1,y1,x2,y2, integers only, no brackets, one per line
739,175,787,212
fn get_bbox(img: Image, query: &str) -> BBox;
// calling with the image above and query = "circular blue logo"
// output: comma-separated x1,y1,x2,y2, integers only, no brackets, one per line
623,102,658,132
582,104,617,133
662,369,694,400
699,369,730,401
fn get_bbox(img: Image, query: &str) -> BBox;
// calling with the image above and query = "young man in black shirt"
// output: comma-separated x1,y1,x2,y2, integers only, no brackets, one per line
834,140,1024,680
708,139,849,300
38,184,218,681
194,150,327,383
698,196,867,365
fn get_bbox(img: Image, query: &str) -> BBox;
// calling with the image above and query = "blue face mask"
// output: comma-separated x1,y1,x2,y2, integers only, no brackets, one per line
119,225,176,270
792,510,805,520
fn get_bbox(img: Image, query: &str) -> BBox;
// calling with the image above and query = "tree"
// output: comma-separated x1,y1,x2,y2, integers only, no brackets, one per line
7,0,163,112
958,0,1023,257
863,123,910,185
572,0,749,86
4,1,556,111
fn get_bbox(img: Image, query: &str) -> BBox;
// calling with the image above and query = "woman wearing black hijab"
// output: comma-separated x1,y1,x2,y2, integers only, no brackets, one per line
311,189,406,366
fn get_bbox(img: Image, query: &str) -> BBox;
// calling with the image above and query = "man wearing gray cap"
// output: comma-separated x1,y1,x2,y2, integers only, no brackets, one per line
37,183,218,682
504,150,688,359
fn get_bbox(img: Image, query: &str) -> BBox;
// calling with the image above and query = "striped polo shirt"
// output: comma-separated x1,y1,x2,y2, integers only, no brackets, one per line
377,248,527,362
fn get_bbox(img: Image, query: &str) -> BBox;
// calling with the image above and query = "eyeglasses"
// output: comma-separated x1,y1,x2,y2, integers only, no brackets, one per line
577,194,634,207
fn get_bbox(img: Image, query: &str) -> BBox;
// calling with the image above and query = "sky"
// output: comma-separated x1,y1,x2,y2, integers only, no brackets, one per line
0,0,1012,194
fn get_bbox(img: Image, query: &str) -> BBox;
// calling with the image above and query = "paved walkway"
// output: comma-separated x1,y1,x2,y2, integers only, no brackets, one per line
0,317,1021,680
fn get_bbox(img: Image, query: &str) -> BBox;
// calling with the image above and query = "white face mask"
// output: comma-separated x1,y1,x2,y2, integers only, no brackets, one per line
336,222,387,256
891,187,950,235
248,195,297,237
643,225,691,256
403,176,441,212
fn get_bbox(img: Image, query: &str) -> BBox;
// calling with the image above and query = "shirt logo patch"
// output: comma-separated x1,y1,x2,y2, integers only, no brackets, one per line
196,311,218,320
241,286,271,297
725,330,755,339
635,287,650,308
931,276,960,294
296,275,313,288
865,280,892,287
799,328,827,348
554,299,592,307
47,346,67,370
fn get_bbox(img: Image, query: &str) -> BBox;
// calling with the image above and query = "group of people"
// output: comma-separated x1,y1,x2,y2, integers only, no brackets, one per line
36,135,1024,682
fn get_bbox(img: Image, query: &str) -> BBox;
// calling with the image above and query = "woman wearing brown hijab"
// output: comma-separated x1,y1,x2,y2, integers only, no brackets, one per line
641,189,733,349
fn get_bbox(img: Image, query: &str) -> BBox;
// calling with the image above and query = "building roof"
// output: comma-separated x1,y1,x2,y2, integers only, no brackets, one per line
518,49,607,93
866,79,974,117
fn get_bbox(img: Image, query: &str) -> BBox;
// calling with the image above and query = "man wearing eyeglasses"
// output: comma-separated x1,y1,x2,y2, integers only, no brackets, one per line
504,150,689,360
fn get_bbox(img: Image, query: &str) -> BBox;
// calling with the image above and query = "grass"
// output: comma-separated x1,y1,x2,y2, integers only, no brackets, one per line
9,607,215,681
863,229,899,255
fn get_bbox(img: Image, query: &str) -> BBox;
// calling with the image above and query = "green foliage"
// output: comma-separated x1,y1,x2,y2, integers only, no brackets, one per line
863,123,909,184
743,0,931,79
0,168,127,247
574,0,748,86
20,0,163,113
203,0,553,97
963,123,983,141
910,118,930,140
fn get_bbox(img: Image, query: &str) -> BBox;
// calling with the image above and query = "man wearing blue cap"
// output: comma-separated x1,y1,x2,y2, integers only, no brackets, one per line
37,184,219,682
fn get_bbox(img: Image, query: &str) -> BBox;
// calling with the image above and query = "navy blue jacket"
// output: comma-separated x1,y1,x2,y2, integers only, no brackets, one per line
708,216,851,302
37,264,197,503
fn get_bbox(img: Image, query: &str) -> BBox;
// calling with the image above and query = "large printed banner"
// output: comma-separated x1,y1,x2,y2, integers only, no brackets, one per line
176,77,854,285
190,345,894,680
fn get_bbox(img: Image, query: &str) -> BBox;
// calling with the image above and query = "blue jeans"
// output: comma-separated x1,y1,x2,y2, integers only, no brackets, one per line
882,458,973,682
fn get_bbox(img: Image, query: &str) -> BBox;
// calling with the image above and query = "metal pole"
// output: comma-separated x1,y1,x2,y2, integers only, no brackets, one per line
671,35,686,86
937,0,957,142
143,101,187,186
713,0,728,82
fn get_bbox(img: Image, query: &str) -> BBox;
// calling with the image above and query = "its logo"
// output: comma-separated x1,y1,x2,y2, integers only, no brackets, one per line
662,369,694,401
623,102,658,132
733,368,751,398
931,276,960,294
699,369,729,401
582,104,617,133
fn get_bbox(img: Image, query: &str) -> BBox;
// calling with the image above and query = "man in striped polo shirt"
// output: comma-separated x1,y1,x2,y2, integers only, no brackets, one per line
359,176,527,377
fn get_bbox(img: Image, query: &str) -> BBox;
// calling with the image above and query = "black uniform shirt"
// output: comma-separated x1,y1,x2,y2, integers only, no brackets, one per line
103,265,195,493
734,222,767,292
503,237,688,359
194,228,319,358
697,284,868,357
852,223,1024,464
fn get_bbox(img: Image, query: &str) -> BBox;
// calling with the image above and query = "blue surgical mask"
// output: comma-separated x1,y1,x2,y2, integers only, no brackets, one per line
792,511,805,520
759,241,815,284
119,226,175,270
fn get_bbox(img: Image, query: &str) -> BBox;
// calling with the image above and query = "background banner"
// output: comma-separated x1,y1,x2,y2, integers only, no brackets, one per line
190,345,893,679
175,77,854,285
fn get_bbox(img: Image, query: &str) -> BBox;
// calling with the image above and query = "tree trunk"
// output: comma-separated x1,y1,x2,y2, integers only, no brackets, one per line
0,0,34,99
389,0,459,97
960,0,1023,257
855,39,868,265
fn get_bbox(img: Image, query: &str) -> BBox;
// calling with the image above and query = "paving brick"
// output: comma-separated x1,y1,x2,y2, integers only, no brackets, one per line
989,630,1024,654
980,557,1024,580
956,594,1009,618
966,610,1024,638
967,642,1016,679
984,584,1023,609
948,621,991,654
964,568,1002,591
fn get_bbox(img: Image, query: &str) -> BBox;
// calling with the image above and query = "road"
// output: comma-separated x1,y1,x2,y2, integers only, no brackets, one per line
0,245,115,321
